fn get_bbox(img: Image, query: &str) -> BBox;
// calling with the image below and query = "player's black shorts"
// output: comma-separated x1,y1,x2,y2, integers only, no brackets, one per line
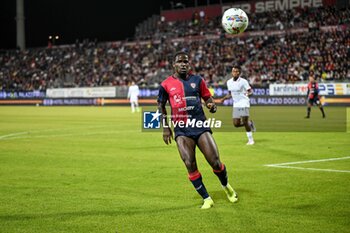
308,96,320,105
174,127,212,142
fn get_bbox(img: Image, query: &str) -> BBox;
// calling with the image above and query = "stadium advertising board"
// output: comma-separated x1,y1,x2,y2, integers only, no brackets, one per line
0,91,46,99
222,96,306,106
46,87,116,98
139,87,269,98
43,98,99,106
161,0,333,21
224,0,328,14
161,5,221,22
269,83,350,96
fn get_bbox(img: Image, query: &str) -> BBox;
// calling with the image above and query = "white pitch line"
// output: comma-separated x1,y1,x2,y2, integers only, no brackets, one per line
0,132,29,139
265,156,350,173
0,125,122,141
0,129,140,140
266,165,350,173
266,156,350,166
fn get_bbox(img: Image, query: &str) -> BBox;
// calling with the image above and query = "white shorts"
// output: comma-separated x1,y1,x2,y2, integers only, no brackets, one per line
233,107,250,118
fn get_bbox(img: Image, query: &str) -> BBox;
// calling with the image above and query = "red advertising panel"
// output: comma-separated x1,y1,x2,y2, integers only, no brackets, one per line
161,5,222,21
161,0,336,21
223,0,335,14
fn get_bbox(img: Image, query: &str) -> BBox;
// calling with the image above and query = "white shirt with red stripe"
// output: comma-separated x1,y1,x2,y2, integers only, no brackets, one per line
226,77,251,108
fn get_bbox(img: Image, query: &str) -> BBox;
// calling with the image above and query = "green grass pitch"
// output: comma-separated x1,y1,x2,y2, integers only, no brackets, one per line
0,106,349,233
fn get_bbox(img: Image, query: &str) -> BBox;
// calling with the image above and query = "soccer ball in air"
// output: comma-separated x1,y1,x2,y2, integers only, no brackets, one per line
221,8,249,35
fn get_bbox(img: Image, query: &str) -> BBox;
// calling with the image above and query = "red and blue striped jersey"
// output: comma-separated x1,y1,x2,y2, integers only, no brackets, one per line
307,81,319,99
157,74,211,123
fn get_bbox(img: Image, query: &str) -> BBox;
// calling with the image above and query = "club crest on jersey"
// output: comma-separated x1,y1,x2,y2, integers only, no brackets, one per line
173,94,182,104
190,83,196,89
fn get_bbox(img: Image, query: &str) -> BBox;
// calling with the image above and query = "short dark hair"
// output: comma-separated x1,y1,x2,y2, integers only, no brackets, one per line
232,64,241,71
173,51,189,62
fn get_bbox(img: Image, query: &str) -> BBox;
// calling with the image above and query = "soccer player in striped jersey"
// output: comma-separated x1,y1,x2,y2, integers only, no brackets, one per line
157,51,238,209
305,73,326,118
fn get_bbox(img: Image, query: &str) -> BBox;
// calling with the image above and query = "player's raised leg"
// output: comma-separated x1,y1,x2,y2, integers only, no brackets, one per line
233,118,244,127
317,101,325,118
131,101,135,113
135,101,140,112
197,132,238,203
176,136,213,209
305,101,312,118
319,106,325,118
249,120,256,132
242,116,254,145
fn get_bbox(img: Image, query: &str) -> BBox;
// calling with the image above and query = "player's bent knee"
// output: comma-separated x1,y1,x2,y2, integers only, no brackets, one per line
233,119,241,127
210,159,221,170
183,160,196,170
233,123,240,127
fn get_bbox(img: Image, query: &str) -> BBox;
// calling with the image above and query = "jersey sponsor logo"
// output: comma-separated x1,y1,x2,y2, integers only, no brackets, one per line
178,106,195,112
183,96,197,100
170,87,176,92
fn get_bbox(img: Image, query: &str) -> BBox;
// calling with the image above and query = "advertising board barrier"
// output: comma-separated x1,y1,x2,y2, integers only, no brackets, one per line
269,83,350,96
46,87,116,98
0,91,46,99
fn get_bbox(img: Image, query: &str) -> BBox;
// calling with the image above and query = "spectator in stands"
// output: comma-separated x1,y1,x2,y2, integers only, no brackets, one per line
0,6,349,92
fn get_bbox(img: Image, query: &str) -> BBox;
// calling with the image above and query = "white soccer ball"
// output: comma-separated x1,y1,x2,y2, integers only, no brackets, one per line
221,8,249,35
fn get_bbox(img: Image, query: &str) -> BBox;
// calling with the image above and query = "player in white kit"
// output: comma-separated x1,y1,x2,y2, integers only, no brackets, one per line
127,81,140,113
222,65,255,145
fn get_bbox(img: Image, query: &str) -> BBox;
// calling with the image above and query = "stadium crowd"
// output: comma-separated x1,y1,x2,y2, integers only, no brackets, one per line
136,6,350,40
0,6,349,91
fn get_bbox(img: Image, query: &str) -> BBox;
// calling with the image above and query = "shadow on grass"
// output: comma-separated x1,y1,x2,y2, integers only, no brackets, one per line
210,188,251,203
119,146,162,150
0,205,192,221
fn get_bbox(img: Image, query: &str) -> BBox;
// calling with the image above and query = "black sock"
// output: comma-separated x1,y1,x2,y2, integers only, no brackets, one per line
320,107,325,117
213,164,228,186
307,107,311,117
189,171,209,199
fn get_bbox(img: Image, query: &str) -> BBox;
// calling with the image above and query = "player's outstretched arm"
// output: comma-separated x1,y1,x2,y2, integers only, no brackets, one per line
221,93,231,103
158,102,173,145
